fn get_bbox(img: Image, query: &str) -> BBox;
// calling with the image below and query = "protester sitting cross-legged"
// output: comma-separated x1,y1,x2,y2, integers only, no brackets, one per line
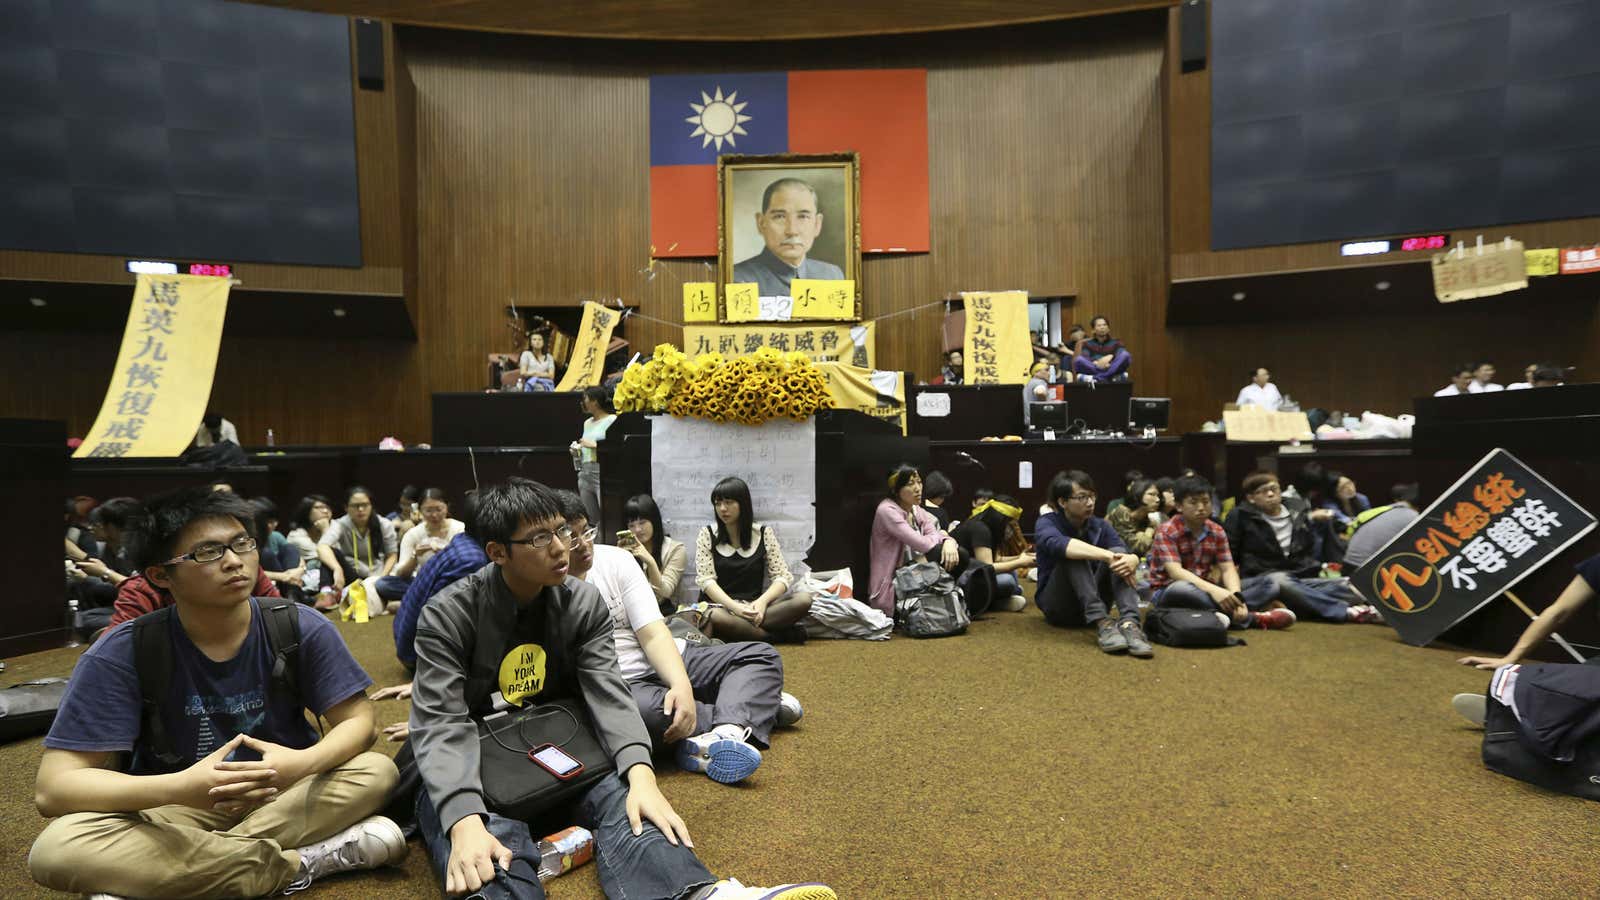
621,493,689,614
695,476,815,644
555,491,796,786
1033,470,1153,657
1107,477,1161,557
373,487,465,611
950,494,1034,612
317,485,399,613
408,477,835,900
868,464,970,617
1150,476,1296,631
27,487,405,899
1223,471,1382,624
286,494,339,609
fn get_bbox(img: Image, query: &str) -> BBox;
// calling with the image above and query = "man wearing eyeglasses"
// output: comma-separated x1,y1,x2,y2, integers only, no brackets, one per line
553,490,792,787
408,477,833,899
28,487,406,898
1033,470,1154,658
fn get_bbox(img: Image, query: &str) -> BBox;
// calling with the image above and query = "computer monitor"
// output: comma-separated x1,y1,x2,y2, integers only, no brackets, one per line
1032,401,1068,432
1129,397,1171,431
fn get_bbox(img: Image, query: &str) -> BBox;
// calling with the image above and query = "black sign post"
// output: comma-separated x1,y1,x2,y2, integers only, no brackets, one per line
1351,449,1596,647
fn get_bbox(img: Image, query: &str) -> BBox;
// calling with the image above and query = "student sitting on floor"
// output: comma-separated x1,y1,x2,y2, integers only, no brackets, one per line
1320,470,1372,534
868,464,966,617
949,494,1033,612
1033,470,1152,657
1149,476,1296,631
557,491,799,786
621,493,688,614
695,476,814,644
27,487,405,898
374,487,464,608
252,497,306,605
286,494,339,609
1223,471,1382,625
920,470,956,530
407,477,835,900
317,485,400,612
1107,477,1161,556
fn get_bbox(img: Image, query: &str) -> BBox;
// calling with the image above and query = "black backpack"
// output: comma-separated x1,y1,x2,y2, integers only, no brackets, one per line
1482,694,1600,802
0,679,69,744
132,601,303,772
1142,607,1244,648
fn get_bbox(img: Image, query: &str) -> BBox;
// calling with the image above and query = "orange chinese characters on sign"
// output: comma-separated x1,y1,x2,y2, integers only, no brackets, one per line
1442,501,1490,541
1472,472,1524,515
1373,553,1441,614
1413,526,1462,564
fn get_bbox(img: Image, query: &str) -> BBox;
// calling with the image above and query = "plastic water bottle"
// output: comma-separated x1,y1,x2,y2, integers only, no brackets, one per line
265,428,275,447
536,826,594,882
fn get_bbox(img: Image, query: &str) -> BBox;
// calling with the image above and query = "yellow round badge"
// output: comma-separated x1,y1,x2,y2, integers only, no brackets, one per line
498,643,547,707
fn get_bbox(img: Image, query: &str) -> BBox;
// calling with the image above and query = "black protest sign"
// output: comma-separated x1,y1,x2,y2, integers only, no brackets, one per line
1350,449,1596,646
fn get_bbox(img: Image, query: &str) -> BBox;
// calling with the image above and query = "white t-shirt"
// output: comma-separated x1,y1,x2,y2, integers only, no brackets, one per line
583,544,669,682
1468,381,1503,393
1236,382,1282,411
1506,382,1532,390
1433,384,1468,397
398,518,465,571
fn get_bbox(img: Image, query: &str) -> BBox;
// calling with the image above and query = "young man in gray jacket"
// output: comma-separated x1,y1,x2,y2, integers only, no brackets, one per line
408,477,833,900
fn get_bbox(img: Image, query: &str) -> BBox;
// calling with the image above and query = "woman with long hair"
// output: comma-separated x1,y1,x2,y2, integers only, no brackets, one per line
621,493,688,614
693,477,813,643
949,494,1033,611
1107,478,1161,556
574,386,616,525
519,330,557,391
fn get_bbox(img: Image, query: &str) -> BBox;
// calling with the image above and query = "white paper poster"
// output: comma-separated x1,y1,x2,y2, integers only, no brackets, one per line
649,417,817,605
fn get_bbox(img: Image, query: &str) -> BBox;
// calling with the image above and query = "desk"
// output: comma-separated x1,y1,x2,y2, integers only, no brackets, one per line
432,391,588,447
908,382,1135,440
2,419,68,656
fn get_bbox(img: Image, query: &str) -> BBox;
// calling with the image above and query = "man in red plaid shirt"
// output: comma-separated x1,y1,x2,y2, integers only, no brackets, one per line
1149,476,1295,630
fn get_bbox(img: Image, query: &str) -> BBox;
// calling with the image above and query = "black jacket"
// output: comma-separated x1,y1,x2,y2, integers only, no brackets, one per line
1224,503,1325,578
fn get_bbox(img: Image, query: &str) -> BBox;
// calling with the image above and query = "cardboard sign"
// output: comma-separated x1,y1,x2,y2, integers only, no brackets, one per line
1222,407,1313,442
1349,449,1597,647
1431,239,1527,302
75,274,232,459
683,282,717,323
684,321,874,367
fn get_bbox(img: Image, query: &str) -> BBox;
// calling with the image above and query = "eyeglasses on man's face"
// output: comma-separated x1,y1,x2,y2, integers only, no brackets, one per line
504,524,576,551
163,535,258,566
1069,491,1096,502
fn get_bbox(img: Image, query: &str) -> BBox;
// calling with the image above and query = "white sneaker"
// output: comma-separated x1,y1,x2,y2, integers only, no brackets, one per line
776,691,804,727
282,815,407,893
85,894,129,899
700,878,838,899
1452,692,1487,727
999,594,1027,612
677,725,762,784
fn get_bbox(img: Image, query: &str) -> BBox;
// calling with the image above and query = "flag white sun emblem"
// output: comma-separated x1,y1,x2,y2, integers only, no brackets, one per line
685,86,751,151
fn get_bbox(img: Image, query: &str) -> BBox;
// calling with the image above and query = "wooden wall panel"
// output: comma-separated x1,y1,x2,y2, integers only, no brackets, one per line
404,15,1171,433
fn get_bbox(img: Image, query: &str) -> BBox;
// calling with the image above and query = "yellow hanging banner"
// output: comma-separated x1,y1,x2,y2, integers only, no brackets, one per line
555,302,621,392
816,362,906,434
684,321,874,368
683,283,717,323
962,290,1032,384
75,273,232,459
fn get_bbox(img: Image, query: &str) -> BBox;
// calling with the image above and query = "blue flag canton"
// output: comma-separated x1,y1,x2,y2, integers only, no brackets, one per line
649,72,789,166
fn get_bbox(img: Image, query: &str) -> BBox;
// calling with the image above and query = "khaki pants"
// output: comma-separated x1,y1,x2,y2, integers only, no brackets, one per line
29,750,398,898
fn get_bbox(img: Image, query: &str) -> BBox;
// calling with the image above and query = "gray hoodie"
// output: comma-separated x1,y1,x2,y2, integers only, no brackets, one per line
409,562,653,832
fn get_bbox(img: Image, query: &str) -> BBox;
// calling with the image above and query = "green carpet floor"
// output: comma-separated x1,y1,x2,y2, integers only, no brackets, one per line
0,592,1593,898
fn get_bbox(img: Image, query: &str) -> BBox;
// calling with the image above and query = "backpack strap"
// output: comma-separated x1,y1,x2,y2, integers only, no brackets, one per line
132,608,185,772
259,601,302,705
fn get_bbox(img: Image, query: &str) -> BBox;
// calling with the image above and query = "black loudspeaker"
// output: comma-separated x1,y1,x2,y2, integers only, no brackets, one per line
1179,0,1207,74
355,18,384,91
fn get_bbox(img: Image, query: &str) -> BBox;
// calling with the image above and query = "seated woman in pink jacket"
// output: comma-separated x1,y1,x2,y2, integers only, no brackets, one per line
868,464,964,615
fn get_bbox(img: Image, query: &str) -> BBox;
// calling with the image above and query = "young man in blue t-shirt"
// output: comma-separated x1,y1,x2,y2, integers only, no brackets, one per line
28,488,406,898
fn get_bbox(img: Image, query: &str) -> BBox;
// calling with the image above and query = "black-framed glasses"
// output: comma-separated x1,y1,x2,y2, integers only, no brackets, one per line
1069,492,1097,501
162,535,258,566
504,525,575,550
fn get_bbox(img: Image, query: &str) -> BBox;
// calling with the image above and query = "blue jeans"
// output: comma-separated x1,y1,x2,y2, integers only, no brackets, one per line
1240,571,1355,622
995,572,1022,599
416,776,714,900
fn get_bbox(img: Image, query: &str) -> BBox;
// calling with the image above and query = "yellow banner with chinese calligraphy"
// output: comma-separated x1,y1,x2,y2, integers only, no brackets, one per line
722,280,856,323
684,321,875,368
555,302,621,392
1431,239,1527,302
961,290,1032,384
74,274,232,459
816,362,906,435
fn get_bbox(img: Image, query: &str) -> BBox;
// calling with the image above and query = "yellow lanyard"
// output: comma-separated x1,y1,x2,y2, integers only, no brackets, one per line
352,527,373,570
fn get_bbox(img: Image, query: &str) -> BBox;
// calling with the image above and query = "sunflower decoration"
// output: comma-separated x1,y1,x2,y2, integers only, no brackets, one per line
616,341,833,424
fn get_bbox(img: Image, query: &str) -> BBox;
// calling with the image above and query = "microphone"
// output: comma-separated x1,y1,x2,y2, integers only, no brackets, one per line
953,450,986,471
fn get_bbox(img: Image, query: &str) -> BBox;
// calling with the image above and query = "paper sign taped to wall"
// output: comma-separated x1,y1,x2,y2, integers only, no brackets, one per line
683,283,717,322
1524,248,1559,277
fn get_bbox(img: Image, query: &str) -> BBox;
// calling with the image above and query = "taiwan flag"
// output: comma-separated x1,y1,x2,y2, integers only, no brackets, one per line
648,69,928,258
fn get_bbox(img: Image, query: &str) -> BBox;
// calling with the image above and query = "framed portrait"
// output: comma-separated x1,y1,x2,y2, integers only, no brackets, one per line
718,152,862,321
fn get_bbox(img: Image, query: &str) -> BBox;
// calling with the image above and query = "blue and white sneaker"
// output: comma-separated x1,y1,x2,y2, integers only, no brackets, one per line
700,879,837,899
677,725,762,784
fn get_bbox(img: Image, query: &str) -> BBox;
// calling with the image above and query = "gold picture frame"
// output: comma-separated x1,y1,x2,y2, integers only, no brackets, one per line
717,152,862,321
